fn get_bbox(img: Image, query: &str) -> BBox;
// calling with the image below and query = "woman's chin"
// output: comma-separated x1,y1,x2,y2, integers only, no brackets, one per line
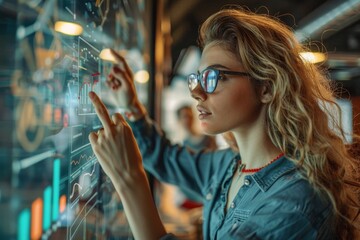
200,123,222,135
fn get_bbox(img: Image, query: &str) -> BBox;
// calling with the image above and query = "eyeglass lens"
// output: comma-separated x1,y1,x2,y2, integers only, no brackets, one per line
201,69,217,93
188,69,218,93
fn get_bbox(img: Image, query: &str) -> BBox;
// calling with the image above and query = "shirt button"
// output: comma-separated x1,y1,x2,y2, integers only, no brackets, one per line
206,193,213,200
232,223,238,230
244,179,251,186
230,202,235,208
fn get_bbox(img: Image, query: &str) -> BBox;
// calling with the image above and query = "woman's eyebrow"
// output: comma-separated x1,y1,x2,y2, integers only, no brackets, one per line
198,64,231,72
208,64,231,69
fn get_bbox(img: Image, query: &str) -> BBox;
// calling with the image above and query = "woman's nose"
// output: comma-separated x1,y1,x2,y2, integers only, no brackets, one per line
190,84,207,102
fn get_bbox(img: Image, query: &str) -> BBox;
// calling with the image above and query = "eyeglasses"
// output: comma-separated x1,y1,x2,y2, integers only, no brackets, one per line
187,67,251,93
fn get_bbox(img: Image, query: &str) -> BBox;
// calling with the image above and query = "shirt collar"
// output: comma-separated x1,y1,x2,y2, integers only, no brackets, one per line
250,156,297,192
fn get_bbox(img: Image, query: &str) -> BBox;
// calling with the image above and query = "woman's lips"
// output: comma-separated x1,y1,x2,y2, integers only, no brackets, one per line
197,105,212,119
199,113,211,120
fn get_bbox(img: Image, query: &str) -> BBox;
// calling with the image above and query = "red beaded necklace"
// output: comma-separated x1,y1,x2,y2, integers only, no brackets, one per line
239,152,285,173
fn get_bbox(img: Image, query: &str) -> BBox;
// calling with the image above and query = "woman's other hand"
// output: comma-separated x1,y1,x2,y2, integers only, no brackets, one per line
106,49,146,121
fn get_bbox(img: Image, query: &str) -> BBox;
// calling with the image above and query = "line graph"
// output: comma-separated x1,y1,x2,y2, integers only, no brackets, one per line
70,153,95,166
70,183,83,199
70,162,98,199
6,0,154,239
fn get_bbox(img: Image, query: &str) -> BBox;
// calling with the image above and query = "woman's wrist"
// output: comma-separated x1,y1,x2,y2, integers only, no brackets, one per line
112,168,149,195
125,100,147,122
112,168,167,240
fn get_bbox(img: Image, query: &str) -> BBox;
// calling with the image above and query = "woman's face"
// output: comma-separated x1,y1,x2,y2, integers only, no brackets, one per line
192,43,263,135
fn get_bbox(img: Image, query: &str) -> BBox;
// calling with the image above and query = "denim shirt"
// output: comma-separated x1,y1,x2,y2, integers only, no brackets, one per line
128,117,336,240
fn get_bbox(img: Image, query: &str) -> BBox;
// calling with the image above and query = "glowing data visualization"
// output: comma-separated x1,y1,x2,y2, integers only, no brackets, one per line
0,0,152,239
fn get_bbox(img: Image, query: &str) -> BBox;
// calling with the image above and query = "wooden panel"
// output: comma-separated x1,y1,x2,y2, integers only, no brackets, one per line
352,96,360,136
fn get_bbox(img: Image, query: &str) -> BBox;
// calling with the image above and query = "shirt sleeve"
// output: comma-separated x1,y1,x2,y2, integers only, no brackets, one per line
127,116,234,201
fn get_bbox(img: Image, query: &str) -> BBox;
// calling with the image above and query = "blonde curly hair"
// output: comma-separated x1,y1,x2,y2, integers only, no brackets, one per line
200,7,360,239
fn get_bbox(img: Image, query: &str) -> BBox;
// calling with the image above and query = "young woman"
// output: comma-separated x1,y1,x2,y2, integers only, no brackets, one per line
89,7,360,240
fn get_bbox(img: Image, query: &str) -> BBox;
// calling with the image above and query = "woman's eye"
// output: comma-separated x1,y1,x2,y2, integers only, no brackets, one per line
218,74,227,81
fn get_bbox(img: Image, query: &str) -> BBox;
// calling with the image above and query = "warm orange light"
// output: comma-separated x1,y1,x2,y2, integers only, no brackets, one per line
55,21,83,36
31,198,43,240
43,103,52,124
99,48,116,62
300,52,326,64
54,108,62,123
134,70,149,84
59,195,67,213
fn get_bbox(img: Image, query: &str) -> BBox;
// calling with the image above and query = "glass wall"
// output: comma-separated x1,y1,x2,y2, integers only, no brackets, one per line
0,0,153,239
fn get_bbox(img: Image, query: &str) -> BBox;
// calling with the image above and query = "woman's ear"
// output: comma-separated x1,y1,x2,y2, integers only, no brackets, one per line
259,81,272,103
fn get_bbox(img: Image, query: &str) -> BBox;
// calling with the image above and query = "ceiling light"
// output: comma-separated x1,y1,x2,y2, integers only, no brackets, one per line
99,48,116,62
300,52,326,64
54,21,83,36
134,70,149,84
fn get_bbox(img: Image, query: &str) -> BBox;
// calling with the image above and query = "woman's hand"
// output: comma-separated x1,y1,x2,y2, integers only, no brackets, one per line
106,49,146,121
88,91,144,187
107,49,137,107
88,91,167,239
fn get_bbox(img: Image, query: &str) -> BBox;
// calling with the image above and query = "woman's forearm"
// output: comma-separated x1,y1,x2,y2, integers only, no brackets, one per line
113,169,167,240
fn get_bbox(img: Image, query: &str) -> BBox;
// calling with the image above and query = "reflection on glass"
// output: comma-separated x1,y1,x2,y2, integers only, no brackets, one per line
54,21,83,36
2,0,151,239
18,209,30,240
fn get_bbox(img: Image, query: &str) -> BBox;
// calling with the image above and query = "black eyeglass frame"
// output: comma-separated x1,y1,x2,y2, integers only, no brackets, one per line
187,67,251,93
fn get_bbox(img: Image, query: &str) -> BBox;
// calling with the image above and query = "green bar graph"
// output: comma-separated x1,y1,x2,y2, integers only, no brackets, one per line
52,159,60,221
17,209,30,240
43,186,52,231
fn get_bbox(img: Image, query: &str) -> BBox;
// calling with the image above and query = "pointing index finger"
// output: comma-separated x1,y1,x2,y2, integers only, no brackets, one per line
89,91,113,133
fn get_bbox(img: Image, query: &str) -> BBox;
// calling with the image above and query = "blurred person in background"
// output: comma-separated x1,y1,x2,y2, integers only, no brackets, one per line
89,7,360,240
174,104,217,209
176,104,217,154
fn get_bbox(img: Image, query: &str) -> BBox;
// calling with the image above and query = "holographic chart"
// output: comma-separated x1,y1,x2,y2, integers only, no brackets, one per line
0,0,151,239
